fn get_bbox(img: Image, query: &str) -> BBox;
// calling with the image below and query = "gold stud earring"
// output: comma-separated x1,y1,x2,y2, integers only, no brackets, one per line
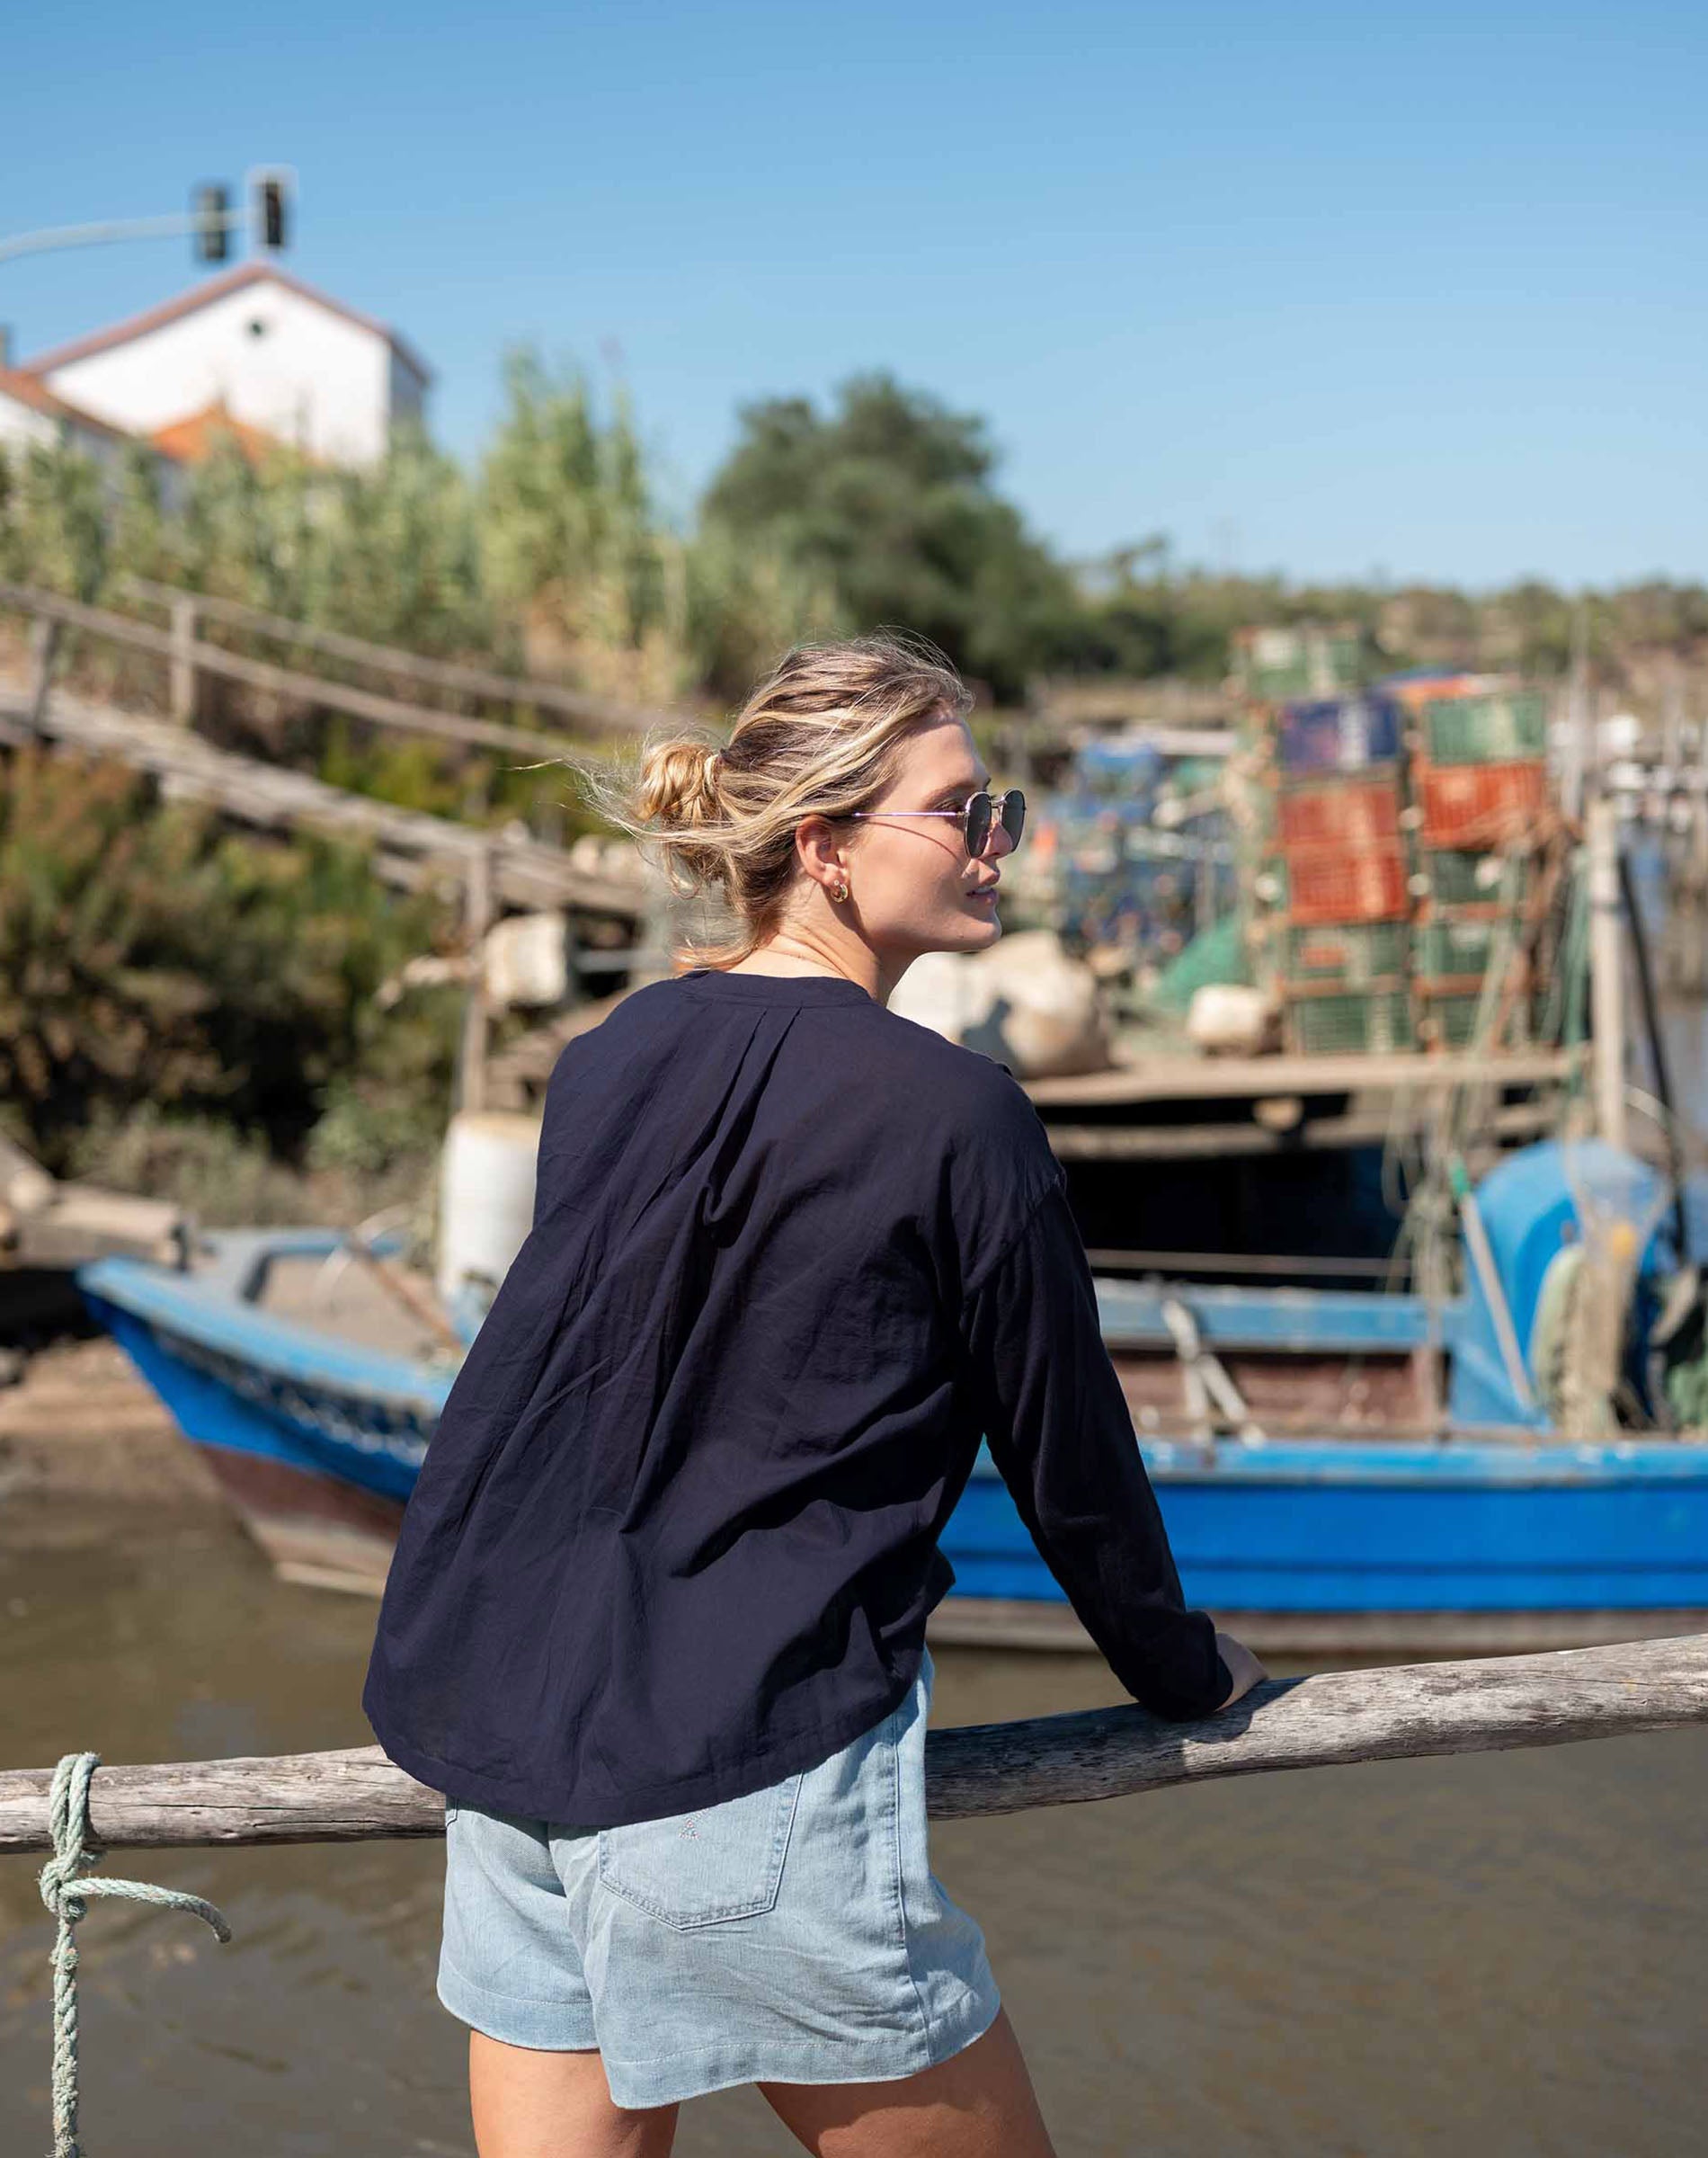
831,882,849,903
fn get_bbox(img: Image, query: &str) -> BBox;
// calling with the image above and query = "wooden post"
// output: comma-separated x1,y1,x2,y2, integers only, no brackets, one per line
457,845,494,1116
1587,797,1627,1152
562,912,585,1008
25,615,60,729
168,596,199,725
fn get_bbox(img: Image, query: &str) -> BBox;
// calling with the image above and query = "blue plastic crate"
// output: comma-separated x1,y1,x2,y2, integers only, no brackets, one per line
1276,696,1403,776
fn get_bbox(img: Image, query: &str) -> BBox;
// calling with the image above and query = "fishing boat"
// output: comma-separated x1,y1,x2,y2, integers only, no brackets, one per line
76,1130,1708,1654
75,674,1708,1650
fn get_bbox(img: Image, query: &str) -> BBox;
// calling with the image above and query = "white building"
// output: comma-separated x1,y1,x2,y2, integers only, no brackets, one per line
0,364,129,468
0,361,185,508
22,263,431,469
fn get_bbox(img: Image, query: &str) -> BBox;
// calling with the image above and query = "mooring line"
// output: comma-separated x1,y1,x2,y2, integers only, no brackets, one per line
37,1752,232,2158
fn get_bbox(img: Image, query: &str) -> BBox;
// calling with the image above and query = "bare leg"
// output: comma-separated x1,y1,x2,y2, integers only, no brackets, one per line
468,2031,679,2158
759,2008,1057,2158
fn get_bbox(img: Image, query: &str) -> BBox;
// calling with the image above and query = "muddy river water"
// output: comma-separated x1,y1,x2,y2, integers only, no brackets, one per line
4,1498,1705,2158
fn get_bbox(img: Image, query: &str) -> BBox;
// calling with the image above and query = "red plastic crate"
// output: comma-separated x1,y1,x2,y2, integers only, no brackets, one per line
1277,774,1403,851
1286,843,1410,925
1414,760,1548,848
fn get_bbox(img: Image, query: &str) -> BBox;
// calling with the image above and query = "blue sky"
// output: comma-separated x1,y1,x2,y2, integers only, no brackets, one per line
5,1,1704,586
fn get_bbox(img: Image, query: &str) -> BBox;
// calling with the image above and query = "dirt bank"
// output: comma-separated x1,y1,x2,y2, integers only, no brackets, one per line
0,1336,224,1543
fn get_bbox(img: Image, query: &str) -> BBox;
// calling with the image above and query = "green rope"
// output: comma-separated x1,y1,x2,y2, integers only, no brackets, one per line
37,1752,232,2158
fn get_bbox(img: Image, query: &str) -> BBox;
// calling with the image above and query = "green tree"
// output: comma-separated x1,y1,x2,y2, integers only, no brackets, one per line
680,521,839,702
0,747,457,1170
479,351,667,657
700,372,1080,700
0,440,107,599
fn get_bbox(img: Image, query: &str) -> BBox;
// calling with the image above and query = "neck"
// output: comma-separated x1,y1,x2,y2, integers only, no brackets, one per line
730,920,906,1005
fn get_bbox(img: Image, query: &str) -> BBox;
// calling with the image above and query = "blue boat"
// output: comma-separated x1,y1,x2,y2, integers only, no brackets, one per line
76,1137,1708,1652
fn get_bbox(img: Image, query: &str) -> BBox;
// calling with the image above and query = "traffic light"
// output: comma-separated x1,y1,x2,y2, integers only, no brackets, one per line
254,173,291,253
192,184,230,263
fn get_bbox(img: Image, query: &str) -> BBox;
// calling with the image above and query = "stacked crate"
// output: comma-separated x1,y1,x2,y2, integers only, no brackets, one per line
1266,694,1416,1055
1230,623,1368,704
1403,689,1550,1051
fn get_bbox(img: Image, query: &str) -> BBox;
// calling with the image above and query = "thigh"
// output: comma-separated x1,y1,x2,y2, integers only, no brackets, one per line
757,2008,1057,2158
469,2030,679,2158
440,1805,597,2052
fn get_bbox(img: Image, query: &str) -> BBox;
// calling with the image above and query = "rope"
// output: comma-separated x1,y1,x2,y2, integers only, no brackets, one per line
36,1752,232,2158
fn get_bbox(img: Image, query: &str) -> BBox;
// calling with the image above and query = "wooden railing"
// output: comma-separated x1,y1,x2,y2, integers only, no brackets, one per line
0,579,658,761
4,1635,1705,1852
0,578,678,1110
118,574,685,736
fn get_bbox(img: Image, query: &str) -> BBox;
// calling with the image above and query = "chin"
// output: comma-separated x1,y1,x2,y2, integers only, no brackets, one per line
939,908,1003,951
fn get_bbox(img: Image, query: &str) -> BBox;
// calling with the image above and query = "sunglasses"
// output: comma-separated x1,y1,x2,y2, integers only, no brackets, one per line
844,789,1027,860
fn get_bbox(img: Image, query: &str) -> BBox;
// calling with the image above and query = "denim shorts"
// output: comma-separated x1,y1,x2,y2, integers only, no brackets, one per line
436,1647,1001,2109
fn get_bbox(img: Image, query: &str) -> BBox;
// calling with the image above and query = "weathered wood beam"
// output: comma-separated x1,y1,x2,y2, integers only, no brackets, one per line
120,574,685,735
0,578,594,760
0,679,645,920
1023,1048,1576,1108
3,1636,1704,1855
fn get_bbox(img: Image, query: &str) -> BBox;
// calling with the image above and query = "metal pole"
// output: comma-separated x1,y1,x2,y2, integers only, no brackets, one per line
0,207,245,268
1587,797,1627,1152
1617,846,1690,1262
1561,596,1590,823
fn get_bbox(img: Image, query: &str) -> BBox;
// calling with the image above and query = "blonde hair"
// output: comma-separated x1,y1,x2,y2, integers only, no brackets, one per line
572,633,971,971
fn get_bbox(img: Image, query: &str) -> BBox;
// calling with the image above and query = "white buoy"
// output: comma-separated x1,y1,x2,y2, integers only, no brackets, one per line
436,1111,542,1314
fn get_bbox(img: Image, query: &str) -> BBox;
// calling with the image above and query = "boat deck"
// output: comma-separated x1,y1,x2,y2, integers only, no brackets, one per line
1024,1047,1578,1160
189,1232,450,1364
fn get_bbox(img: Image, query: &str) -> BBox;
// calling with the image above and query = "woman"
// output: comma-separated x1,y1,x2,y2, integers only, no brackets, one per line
364,634,1266,2158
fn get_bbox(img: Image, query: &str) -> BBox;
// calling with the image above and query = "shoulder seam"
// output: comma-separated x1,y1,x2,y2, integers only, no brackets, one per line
958,1162,1070,1308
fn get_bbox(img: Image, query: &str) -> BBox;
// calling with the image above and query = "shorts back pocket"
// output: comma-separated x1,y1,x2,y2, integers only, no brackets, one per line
597,1771,803,1930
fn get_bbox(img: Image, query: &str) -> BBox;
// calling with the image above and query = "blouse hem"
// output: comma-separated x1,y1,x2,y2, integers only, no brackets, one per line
366,1648,923,1831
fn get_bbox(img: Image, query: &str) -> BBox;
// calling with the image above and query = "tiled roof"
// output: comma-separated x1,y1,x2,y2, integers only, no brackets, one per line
22,262,433,387
150,401,287,467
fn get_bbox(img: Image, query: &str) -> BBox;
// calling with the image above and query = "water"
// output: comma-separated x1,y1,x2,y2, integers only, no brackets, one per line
5,1505,1706,2158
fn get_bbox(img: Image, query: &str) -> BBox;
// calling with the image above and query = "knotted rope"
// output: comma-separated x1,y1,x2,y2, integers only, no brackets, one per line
37,1752,232,2158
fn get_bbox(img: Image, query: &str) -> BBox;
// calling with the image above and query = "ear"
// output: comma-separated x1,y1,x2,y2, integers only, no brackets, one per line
795,814,850,890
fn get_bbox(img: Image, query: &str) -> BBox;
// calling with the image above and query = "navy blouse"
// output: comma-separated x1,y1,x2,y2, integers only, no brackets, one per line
363,966,1229,1827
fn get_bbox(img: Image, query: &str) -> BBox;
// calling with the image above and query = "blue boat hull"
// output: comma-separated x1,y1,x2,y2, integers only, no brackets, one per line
80,1258,1708,1647
955,1448,1708,1615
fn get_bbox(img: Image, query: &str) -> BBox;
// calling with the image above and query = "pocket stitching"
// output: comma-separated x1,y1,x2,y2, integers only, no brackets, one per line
597,1773,803,1931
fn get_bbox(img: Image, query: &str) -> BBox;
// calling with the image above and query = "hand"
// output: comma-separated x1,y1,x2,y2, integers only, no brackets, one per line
1213,1629,1268,1711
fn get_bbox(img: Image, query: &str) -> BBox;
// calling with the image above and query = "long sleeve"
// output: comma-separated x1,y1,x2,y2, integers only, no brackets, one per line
958,1180,1231,1720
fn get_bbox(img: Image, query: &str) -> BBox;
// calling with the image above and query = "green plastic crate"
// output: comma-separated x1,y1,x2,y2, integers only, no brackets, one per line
1284,922,1410,986
1419,690,1548,764
1285,989,1416,1057
1423,992,1484,1049
1413,913,1506,978
1418,849,1515,907
1419,985,1535,1052
1232,626,1368,701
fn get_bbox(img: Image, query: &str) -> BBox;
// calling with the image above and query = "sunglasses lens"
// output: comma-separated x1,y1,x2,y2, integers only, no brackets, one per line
964,794,992,857
1001,791,1026,850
